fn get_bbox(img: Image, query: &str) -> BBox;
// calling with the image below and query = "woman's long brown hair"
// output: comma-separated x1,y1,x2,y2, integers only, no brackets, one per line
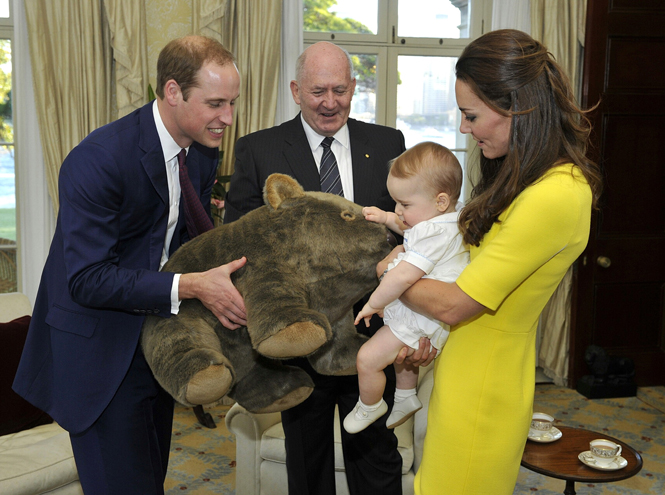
456,29,603,246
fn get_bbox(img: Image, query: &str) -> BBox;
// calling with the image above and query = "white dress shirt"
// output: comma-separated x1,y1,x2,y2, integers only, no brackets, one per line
152,100,189,313
300,115,354,202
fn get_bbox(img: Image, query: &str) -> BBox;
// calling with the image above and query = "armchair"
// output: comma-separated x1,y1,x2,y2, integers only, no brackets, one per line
226,362,434,495
0,292,82,495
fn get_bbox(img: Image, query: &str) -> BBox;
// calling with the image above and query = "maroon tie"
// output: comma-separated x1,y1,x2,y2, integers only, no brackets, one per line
178,148,214,238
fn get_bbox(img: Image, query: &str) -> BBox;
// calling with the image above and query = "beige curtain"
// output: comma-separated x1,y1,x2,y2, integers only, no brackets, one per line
530,0,587,386
193,0,228,38
23,0,113,213
531,0,587,99
103,0,150,117
194,0,282,176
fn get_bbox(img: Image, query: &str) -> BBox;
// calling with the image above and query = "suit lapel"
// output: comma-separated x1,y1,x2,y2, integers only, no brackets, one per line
282,115,322,192
137,103,171,269
348,119,376,205
139,105,169,206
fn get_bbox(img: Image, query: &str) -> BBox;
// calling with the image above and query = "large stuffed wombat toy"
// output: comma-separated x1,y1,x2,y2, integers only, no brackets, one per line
141,173,393,414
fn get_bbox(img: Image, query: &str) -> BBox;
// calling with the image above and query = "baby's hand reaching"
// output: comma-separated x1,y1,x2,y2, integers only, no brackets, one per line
354,302,384,327
362,206,387,225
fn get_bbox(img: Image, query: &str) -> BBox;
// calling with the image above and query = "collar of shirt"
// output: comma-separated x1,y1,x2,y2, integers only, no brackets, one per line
300,114,354,201
153,100,190,164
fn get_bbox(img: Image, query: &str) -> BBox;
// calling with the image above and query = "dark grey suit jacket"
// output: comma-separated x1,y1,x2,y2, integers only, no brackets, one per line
224,114,406,222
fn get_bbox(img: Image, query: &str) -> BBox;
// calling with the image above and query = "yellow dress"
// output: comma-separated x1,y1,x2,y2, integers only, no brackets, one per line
415,165,592,495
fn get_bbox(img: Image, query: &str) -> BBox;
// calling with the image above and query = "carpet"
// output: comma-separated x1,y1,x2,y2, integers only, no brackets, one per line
165,403,235,494
165,385,665,494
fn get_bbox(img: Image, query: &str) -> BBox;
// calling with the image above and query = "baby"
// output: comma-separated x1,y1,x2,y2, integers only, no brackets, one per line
344,142,469,434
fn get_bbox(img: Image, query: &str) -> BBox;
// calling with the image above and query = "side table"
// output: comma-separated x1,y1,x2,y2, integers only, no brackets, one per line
521,425,643,495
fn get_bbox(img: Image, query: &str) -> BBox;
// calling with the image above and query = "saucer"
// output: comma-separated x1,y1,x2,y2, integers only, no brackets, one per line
528,426,562,443
578,451,628,471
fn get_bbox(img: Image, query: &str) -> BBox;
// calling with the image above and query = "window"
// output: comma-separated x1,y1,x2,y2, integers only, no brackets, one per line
0,0,14,293
303,0,492,198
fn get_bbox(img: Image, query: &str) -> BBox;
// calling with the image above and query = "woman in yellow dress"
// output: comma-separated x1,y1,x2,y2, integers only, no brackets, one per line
393,30,603,494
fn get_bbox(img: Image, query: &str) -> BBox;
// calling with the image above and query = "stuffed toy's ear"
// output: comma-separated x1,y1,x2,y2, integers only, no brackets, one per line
263,173,305,209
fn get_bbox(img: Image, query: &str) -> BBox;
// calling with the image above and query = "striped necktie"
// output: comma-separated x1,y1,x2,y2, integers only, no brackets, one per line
319,137,344,196
178,148,214,238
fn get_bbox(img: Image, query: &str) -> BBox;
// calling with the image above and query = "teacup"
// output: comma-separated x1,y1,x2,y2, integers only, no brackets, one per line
589,439,622,466
529,412,554,438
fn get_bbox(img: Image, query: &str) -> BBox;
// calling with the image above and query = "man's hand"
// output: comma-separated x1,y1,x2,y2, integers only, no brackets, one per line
395,337,436,368
179,257,248,329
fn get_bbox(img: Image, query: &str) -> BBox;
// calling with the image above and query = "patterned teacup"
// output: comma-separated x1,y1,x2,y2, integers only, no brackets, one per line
529,412,554,438
590,439,622,466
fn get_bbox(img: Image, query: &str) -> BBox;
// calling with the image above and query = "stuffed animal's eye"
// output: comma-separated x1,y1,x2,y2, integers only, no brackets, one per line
340,210,356,221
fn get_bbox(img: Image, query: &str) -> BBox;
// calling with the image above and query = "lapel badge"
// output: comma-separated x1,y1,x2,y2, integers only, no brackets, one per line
365,153,370,158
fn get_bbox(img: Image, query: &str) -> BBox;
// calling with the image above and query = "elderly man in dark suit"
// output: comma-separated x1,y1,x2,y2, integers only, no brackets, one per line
13,36,247,495
225,41,406,495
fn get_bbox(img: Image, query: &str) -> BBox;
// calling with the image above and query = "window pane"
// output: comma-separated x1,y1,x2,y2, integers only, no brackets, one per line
304,0,378,35
398,0,470,39
396,55,468,189
350,53,377,123
396,55,461,147
0,1,8,19
0,37,14,293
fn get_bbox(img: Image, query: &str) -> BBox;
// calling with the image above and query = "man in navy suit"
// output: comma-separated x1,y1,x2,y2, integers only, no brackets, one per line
224,41,406,495
13,36,247,495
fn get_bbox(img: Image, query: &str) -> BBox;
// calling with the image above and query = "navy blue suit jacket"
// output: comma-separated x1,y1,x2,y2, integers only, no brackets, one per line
13,102,217,434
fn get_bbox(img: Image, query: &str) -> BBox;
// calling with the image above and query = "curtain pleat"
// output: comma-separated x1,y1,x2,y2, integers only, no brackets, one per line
194,0,282,176
23,0,112,213
193,0,228,38
531,0,587,99
103,0,149,117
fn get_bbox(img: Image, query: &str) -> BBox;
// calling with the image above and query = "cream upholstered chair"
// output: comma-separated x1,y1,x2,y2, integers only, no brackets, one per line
0,293,83,495
226,362,434,495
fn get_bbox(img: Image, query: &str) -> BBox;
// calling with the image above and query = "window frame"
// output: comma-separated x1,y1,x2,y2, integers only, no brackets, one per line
303,0,493,128
0,0,16,294
304,0,492,48
303,0,492,201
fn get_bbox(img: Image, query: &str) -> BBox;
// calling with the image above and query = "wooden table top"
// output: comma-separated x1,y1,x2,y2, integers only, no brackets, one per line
521,425,643,483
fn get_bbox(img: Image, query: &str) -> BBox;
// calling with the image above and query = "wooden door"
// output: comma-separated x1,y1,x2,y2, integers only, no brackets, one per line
571,0,665,387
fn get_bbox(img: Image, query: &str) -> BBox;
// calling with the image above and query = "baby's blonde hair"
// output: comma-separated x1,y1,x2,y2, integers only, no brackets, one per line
389,142,463,203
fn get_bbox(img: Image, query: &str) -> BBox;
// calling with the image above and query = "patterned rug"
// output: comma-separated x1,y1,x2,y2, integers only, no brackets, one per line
165,404,235,494
165,385,665,494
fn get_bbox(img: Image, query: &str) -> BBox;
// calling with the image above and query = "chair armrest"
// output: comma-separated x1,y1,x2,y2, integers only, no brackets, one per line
0,293,32,322
413,365,434,473
225,403,282,495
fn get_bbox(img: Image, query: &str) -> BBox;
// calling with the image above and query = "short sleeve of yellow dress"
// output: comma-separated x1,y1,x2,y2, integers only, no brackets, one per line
414,164,592,495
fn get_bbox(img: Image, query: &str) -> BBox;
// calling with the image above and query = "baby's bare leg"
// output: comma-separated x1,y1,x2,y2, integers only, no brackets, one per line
394,360,419,391
356,325,409,405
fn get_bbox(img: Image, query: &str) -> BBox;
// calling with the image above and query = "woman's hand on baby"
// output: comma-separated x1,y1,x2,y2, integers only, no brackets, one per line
362,206,387,225
354,303,384,327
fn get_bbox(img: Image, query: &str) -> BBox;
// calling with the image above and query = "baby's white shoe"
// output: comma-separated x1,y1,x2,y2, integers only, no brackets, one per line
386,395,422,429
343,399,388,434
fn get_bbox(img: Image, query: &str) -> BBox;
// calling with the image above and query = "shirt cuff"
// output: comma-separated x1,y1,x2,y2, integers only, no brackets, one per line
171,273,182,314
